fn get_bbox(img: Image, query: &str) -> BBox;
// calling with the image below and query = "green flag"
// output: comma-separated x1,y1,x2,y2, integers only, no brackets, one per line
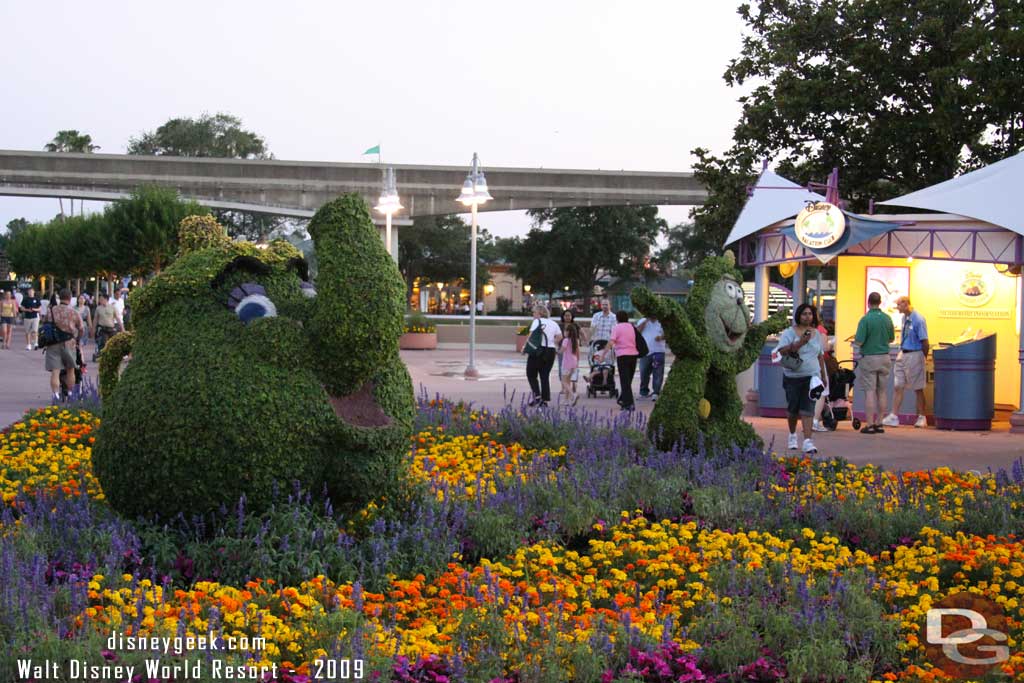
363,145,380,155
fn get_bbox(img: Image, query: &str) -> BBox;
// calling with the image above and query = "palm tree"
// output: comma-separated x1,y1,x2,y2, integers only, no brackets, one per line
44,130,101,217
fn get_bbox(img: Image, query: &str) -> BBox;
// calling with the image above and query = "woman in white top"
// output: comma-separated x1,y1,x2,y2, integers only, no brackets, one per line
525,303,559,407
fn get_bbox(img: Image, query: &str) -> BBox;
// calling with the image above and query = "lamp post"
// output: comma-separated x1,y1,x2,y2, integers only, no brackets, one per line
456,153,493,378
374,167,402,261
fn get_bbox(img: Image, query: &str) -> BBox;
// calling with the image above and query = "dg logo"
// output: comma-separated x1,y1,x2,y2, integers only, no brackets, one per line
922,593,1010,678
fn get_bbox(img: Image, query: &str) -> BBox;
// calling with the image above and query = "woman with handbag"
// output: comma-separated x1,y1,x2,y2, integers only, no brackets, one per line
524,303,558,407
0,290,17,350
773,303,828,455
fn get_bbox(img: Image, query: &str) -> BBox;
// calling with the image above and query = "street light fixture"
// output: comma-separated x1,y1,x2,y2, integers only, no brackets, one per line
456,152,492,378
374,167,403,261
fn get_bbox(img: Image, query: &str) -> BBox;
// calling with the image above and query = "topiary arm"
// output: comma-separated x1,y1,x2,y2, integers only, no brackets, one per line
736,308,790,369
98,331,134,403
631,286,705,357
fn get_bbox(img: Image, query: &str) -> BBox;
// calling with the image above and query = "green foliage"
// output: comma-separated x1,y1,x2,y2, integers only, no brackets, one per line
691,569,900,682
632,253,790,451
127,112,286,240
398,215,496,300
105,185,207,274
403,311,435,333
93,194,415,520
519,207,665,299
97,331,133,403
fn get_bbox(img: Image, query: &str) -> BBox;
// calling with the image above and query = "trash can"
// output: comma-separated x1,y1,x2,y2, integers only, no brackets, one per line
757,341,787,417
933,334,996,430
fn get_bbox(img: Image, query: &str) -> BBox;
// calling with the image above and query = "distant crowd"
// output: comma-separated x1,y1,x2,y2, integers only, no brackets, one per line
0,286,131,401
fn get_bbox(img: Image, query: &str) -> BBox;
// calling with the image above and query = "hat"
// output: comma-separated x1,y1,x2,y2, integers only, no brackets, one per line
809,376,825,400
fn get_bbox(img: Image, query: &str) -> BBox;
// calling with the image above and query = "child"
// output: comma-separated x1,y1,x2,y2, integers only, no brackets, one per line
585,347,615,388
559,324,581,405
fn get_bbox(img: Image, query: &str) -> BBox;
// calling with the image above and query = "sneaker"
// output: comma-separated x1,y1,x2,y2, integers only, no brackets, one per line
802,438,817,454
881,413,900,427
787,433,799,450
914,414,927,428
26,345,32,350
650,393,658,401
812,420,828,432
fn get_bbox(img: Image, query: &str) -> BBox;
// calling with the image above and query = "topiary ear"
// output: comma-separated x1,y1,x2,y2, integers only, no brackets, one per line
178,215,229,255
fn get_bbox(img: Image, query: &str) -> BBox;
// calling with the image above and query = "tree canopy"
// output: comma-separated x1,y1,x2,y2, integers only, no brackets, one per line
45,130,99,153
398,215,501,299
516,206,665,299
127,113,284,240
684,0,1024,267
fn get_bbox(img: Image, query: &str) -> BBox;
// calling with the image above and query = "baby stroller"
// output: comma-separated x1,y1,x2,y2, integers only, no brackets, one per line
820,358,857,430
585,340,618,399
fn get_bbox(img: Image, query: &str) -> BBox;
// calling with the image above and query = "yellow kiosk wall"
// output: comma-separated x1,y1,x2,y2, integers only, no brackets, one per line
835,256,1021,408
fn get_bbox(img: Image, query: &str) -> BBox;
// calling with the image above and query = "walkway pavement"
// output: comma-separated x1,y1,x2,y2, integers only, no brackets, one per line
2,344,1020,474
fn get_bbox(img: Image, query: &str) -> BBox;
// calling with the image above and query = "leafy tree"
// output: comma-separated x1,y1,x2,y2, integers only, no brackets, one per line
686,0,1024,264
0,218,29,252
398,215,495,302
127,113,267,158
105,186,207,275
128,113,282,240
520,206,665,300
44,129,100,217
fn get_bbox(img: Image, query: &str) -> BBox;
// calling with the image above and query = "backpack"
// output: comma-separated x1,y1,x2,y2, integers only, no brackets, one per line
523,320,547,357
38,308,74,348
634,324,650,357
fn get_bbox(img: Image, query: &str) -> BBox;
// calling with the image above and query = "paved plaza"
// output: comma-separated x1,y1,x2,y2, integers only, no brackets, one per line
1,343,1021,474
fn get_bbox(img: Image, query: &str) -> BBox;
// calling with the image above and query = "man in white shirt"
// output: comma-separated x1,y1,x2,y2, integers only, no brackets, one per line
111,288,127,328
637,312,667,400
590,298,616,364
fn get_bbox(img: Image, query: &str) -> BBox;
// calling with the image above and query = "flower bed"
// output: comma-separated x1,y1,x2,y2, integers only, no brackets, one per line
2,401,1024,681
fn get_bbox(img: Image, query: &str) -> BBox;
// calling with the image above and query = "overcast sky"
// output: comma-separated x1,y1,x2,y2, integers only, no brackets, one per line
0,0,752,237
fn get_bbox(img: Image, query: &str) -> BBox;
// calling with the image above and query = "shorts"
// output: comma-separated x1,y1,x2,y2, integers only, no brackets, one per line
0,317,12,325
561,367,579,381
858,353,891,393
24,317,39,333
44,344,77,371
783,376,815,416
894,350,926,391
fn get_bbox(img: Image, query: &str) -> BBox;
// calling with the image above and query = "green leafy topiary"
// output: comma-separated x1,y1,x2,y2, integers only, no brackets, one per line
92,195,415,520
631,251,789,451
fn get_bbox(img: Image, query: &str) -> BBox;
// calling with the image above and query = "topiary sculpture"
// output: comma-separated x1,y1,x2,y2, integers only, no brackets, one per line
92,194,415,520
631,251,789,451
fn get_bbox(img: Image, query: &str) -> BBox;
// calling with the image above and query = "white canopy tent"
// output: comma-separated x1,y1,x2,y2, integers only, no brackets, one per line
879,150,1024,236
724,169,826,246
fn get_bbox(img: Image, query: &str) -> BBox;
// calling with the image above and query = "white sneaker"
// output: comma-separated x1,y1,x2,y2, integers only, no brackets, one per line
914,414,927,428
787,433,799,450
650,393,658,401
802,438,817,454
881,413,900,427
812,420,828,432
26,345,31,350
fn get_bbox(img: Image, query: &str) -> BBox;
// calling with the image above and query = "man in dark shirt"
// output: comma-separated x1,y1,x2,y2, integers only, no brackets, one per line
20,286,41,350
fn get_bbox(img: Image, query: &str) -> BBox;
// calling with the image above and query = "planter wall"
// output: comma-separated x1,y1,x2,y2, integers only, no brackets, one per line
400,332,438,350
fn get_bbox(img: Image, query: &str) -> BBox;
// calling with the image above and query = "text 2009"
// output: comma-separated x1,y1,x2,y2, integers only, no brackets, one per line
312,658,364,680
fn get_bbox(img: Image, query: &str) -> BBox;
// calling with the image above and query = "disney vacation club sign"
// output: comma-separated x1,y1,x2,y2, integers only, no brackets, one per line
794,202,846,249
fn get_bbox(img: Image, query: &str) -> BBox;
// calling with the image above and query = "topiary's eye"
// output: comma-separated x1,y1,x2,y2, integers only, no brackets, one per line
228,283,278,324
300,281,317,299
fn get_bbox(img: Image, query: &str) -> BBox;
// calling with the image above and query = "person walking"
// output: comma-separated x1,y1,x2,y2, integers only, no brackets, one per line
21,287,40,349
812,311,831,432
590,298,616,370
525,303,559,407
637,312,666,400
558,323,581,406
603,310,640,411
774,304,828,454
45,289,85,402
883,296,930,428
91,292,119,360
0,290,17,349
74,294,92,348
855,291,895,434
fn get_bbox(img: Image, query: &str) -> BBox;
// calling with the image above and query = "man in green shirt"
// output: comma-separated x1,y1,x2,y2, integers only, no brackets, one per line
854,291,895,434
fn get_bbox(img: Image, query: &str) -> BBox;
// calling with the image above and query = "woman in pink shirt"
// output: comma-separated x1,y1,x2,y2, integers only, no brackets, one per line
603,310,639,411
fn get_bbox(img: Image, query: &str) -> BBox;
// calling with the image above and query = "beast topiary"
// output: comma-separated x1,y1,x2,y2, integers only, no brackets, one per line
92,194,415,520
631,251,789,451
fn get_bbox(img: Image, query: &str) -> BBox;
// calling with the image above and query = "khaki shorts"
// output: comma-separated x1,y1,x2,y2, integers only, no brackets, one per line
44,344,77,371
25,317,39,334
859,353,890,393
895,350,926,391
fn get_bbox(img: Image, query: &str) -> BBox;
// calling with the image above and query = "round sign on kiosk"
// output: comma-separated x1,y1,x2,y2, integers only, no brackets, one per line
795,202,846,249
